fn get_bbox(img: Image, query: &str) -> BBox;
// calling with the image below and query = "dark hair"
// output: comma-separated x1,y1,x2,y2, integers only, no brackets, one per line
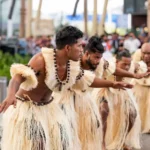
56,26,83,49
116,49,131,60
85,36,104,54
119,43,123,47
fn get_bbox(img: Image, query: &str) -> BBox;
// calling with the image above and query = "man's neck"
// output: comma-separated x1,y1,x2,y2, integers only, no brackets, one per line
56,49,69,66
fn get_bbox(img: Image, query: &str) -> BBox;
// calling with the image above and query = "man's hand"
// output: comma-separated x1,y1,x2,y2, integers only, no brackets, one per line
0,96,17,113
134,72,150,79
112,81,133,90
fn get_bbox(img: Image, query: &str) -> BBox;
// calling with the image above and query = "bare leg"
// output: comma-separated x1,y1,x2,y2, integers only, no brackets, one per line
128,106,137,132
123,106,137,150
99,100,109,150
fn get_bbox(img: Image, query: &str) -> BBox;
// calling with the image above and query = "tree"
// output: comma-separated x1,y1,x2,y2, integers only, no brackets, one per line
92,0,98,35
19,0,25,38
34,0,42,37
26,0,32,38
72,0,80,17
99,0,108,36
35,0,42,29
84,0,88,36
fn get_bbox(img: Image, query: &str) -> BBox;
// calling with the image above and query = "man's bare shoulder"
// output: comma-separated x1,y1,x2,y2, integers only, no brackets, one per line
28,53,45,70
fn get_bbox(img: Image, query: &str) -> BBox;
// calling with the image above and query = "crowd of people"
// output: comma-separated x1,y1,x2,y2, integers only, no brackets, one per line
100,31,150,57
22,30,149,58
0,35,54,55
0,27,149,57
0,25,150,150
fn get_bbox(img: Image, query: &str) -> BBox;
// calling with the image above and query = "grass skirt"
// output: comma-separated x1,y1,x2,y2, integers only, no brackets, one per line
133,83,150,133
53,91,81,150
92,88,141,150
74,92,103,150
2,100,73,150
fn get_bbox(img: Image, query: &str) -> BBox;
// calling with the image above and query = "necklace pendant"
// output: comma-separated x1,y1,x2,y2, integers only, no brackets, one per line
59,83,62,91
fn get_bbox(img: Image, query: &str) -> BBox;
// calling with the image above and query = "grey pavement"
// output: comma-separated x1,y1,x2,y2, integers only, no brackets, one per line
136,134,150,150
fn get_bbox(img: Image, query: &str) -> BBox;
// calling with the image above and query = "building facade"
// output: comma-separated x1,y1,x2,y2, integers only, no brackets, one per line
124,0,147,28
0,0,21,35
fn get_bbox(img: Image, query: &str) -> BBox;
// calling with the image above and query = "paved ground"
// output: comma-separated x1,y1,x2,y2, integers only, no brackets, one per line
135,133,150,150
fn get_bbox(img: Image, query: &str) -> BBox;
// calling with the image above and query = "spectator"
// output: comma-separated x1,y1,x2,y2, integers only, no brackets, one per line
124,32,141,54
26,36,36,56
111,32,119,51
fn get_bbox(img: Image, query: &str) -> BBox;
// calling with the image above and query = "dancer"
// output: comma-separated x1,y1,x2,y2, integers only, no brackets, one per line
132,43,150,133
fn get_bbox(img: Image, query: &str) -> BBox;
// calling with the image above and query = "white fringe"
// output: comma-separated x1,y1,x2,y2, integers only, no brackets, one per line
133,83,150,133
10,64,38,91
75,92,103,150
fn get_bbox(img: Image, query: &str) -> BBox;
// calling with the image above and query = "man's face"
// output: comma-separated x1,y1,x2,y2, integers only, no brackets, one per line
141,47,150,63
112,33,118,40
117,57,132,71
86,52,103,70
67,38,83,61
118,46,124,52
129,33,135,39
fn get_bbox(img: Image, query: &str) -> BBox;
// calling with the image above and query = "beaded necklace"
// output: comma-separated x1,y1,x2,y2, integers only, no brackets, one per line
76,59,84,80
114,75,124,82
53,49,70,91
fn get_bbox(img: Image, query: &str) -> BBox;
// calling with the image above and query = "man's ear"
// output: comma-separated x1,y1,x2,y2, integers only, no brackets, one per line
85,51,89,56
116,59,119,64
64,45,70,53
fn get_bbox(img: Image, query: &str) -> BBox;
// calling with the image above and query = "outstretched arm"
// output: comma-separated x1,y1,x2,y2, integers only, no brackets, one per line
90,77,133,89
114,68,135,78
114,67,150,79
0,74,25,113
0,53,44,113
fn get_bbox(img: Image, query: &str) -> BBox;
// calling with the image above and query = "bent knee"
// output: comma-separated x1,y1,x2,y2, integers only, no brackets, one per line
129,107,137,123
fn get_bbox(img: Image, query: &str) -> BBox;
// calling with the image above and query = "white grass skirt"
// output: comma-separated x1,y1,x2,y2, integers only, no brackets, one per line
1,100,73,150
